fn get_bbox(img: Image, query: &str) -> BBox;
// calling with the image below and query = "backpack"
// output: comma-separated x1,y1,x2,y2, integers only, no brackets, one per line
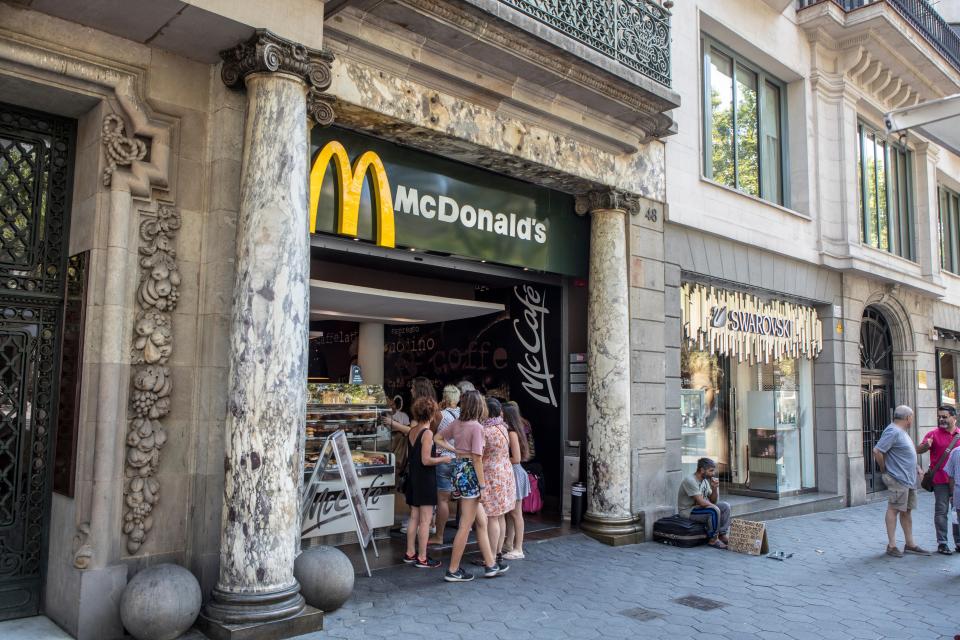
522,472,543,513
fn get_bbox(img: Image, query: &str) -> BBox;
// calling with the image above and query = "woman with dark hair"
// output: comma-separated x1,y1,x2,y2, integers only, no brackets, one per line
383,376,439,434
436,390,507,582
383,378,439,535
505,400,535,460
501,403,531,560
478,397,516,565
402,396,449,568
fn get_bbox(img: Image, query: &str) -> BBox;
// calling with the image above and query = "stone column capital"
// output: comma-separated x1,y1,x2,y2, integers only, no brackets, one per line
574,188,641,217
220,29,336,126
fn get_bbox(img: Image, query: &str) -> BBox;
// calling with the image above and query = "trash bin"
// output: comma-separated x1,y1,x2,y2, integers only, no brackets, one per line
570,482,586,527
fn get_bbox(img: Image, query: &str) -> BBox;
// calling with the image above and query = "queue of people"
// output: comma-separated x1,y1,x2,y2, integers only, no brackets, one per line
382,377,536,582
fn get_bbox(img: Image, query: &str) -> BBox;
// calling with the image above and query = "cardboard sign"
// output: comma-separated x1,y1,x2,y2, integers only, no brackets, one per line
727,518,769,556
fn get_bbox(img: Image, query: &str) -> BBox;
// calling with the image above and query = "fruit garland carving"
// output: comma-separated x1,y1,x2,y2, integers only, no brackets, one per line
123,203,181,554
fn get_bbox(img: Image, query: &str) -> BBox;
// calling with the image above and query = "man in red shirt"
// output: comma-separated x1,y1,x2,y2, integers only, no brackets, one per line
918,405,960,554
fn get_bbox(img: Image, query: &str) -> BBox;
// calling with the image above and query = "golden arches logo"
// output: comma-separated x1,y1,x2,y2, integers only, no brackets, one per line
309,141,396,248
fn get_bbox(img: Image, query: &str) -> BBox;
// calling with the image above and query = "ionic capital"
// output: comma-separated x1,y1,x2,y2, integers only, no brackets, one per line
220,29,336,126
574,189,642,217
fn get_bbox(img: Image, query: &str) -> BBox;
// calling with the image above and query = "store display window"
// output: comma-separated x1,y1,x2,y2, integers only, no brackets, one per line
681,343,816,496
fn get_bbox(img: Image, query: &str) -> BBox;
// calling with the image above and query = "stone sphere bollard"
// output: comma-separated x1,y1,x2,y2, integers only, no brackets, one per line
294,545,355,612
120,563,202,640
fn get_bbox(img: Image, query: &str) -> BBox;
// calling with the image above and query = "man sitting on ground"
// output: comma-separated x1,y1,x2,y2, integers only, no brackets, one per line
678,457,731,549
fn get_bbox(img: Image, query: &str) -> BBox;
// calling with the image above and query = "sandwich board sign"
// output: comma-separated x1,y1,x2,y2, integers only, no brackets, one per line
300,430,379,576
727,519,769,556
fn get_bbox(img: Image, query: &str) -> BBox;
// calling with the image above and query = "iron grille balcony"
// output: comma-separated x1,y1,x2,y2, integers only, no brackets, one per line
798,0,960,72
497,0,672,86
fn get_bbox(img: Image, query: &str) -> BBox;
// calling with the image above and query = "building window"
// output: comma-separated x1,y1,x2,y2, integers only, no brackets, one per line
857,123,914,260
939,186,960,274
939,349,957,408
702,38,786,206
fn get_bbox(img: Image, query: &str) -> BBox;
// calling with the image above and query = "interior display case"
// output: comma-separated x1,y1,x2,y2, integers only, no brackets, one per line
745,389,801,492
302,383,395,543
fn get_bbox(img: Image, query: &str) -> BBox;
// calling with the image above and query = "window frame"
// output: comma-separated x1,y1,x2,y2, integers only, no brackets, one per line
856,121,915,261
940,185,960,275
701,35,790,207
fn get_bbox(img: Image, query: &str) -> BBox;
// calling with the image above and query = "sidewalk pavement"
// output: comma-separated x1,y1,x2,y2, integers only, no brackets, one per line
2,492,957,640
313,491,960,640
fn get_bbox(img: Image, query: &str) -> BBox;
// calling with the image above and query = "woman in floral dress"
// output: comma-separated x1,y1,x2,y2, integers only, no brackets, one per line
480,397,515,563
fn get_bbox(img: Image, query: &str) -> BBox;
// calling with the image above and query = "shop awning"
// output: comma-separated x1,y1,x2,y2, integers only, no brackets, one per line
885,94,960,156
309,280,505,324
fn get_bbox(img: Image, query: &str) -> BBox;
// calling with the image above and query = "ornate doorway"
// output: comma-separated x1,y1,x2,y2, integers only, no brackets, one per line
0,102,74,621
860,307,895,493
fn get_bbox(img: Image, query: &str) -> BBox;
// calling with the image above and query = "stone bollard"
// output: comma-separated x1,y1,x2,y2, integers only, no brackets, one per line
120,563,202,640
294,546,355,612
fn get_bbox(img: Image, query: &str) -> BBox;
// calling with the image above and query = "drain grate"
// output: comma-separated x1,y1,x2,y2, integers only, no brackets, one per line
619,607,664,621
674,595,726,611
823,517,844,522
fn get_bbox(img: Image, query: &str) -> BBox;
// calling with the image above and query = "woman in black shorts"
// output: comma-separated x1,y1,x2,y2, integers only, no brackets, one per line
403,396,449,568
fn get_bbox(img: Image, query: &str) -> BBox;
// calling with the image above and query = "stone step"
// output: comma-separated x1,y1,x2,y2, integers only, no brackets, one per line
730,493,847,523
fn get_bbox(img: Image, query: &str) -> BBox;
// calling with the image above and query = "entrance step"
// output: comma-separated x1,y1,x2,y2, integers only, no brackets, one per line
727,492,846,523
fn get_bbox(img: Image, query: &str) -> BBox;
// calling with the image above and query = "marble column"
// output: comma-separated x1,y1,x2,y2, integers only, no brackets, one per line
575,190,643,546
358,322,384,384
200,31,334,639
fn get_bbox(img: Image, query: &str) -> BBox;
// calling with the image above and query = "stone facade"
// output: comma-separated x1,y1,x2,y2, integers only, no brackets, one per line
5,0,960,637
661,0,960,517
0,0,678,637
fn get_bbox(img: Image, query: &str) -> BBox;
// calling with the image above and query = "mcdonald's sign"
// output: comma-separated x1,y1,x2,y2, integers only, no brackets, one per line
309,140,395,248
309,127,589,277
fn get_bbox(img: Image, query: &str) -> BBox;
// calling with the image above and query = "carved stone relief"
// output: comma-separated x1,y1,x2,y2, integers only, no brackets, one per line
122,201,181,554
102,114,147,186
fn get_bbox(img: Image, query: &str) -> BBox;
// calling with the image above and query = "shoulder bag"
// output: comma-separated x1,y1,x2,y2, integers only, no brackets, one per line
921,432,960,492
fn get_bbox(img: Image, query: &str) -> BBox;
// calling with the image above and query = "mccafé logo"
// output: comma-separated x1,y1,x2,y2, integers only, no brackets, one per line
309,140,548,248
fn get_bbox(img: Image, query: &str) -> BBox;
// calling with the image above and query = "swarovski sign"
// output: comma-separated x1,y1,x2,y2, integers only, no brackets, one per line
683,283,822,363
309,127,588,277
710,306,794,338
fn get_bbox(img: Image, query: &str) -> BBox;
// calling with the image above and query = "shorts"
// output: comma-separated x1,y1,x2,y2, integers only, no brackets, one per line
883,473,918,512
452,458,480,500
436,460,454,493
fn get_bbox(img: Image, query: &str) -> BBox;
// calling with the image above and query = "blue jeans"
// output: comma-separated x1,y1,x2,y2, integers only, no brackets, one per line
689,502,731,539
436,460,454,493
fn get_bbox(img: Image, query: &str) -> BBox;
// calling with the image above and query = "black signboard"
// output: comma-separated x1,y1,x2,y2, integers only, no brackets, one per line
383,282,563,497
309,127,588,277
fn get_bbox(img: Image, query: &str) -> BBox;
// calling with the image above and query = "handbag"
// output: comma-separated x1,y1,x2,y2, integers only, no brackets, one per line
522,472,543,513
921,432,960,492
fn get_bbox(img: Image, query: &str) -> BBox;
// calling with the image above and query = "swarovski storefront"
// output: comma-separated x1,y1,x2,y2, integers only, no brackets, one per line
679,282,823,498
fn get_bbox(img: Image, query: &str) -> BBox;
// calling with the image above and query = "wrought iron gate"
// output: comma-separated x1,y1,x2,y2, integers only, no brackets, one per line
862,376,894,493
0,102,74,621
861,307,895,494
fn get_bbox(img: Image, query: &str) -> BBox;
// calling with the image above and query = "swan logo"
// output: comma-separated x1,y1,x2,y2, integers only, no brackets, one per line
710,306,728,329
